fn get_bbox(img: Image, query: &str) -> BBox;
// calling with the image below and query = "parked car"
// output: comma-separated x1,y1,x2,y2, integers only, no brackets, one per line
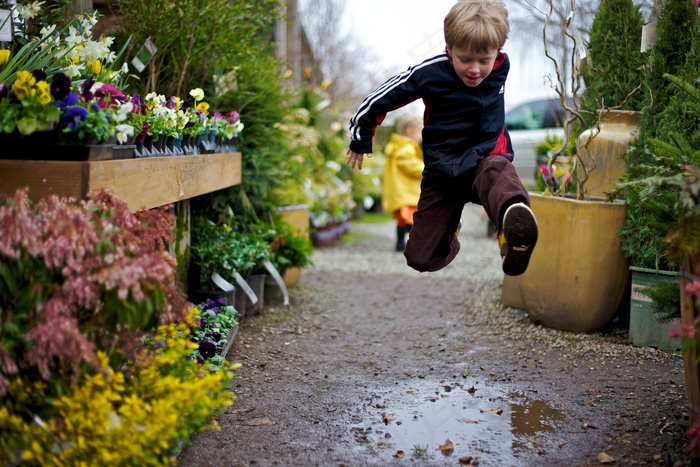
505,97,570,186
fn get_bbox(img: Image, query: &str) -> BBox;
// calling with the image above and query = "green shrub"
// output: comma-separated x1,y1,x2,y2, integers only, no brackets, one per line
580,0,646,124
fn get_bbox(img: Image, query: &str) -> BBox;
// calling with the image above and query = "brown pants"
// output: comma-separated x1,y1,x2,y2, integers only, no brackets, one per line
404,155,530,272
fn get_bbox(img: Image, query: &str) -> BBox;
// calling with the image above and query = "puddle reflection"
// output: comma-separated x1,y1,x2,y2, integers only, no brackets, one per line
355,381,566,465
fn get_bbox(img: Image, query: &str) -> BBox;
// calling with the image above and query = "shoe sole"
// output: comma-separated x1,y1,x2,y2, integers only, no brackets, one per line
501,205,538,276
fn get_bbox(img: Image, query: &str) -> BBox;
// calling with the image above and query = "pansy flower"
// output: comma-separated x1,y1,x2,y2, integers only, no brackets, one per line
81,76,95,101
50,72,72,100
63,106,88,130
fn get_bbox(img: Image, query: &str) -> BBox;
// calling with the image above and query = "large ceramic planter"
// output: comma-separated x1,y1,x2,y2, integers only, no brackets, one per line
578,110,641,198
517,193,629,332
681,254,700,425
276,204,310,287
628,266,679,351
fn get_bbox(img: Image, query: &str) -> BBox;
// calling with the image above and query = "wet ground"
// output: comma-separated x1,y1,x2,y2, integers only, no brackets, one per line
178,205,694,466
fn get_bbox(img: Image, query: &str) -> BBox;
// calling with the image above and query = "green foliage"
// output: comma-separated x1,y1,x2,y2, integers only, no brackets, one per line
190,215,272,290
580,0,646,124
638,280,681,323
621,0,698,267
636,0,697,144
620,72,700,267
115,0,282,97
268,218,314,272
193,52,296,224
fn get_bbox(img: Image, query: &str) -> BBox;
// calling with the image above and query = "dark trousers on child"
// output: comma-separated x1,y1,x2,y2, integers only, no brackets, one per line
404,155,529,272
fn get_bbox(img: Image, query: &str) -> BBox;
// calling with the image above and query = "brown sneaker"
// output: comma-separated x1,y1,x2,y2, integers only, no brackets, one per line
499,203,538,276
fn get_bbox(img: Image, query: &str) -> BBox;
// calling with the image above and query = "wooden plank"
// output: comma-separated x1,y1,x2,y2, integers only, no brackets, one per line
87,152,242,211
0,159,89,200
0,152,241,211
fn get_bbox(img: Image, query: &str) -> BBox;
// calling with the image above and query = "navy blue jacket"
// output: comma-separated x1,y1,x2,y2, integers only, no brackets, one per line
349,51,513,179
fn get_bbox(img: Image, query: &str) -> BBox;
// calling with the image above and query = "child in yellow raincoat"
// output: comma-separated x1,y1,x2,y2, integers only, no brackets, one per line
381,116,424,251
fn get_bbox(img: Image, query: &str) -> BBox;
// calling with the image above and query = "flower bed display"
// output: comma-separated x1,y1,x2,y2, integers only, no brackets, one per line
0,188,239,463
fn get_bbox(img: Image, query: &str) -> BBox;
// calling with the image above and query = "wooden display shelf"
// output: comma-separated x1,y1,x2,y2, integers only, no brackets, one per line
0,152,242,211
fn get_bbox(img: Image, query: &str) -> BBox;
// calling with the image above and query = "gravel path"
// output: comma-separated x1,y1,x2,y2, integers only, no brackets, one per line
178,204,693,467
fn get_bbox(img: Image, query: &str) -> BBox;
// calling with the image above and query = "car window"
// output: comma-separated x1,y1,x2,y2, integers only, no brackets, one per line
505,100,550,130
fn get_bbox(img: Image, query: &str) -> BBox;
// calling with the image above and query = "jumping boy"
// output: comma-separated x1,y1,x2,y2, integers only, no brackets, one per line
346,0,538,276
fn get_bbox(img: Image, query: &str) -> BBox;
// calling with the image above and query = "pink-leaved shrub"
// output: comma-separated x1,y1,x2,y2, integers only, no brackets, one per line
0,187,187,399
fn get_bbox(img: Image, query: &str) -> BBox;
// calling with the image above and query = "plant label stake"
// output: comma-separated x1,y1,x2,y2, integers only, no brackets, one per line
211,272,235,292
263,259,289,306
230,271,258,305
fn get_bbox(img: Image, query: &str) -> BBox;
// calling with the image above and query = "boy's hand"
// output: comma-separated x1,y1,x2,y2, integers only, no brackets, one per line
346,149,372,170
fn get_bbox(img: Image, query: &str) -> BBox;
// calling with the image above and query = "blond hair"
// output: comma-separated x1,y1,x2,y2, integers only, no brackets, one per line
396,116,422,136
444,0,510,52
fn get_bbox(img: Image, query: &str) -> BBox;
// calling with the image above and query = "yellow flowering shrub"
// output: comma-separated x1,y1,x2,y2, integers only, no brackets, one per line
0,309,238,465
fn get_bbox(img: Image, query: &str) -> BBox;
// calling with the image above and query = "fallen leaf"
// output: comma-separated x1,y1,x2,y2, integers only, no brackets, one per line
466,386,477,394
438,439,454,456
375,403,385,409
459,455,474,464
428,396,438,402
392,450,405,458
241,417,275,426
597,452,615,464
443,385,452,392
460,418,479,424
383,413,395,424
230,407,256,414
480,408,503,415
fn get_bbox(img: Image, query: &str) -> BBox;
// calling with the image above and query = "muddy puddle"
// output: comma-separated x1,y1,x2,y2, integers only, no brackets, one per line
352,379,567,465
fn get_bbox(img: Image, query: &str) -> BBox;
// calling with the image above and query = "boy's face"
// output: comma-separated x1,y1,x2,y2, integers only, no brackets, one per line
446,44,499,88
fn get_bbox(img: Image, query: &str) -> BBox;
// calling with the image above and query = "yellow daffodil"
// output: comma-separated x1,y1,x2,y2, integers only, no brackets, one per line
87,60,102,75
0,50,10,66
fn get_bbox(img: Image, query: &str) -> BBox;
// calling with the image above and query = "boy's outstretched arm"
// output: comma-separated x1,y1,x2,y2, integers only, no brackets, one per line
345,149,372,170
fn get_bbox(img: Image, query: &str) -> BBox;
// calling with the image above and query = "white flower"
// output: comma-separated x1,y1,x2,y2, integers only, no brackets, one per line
189,88,204,102
100,36,115,48
116,124,134,144
116,102,134,123
18,1,45,20
64,25,85,48
40,24,56,38
177,110,190,130
121,62,129,73
145,93,166,109
64,63,84,79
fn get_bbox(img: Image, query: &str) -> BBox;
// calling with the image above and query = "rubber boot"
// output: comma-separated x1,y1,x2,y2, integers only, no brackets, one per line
395,226,408,252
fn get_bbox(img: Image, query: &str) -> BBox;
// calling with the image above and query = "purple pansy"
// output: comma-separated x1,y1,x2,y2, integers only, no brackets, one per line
56,92,79,108
81,76,94,101
63,106,88,130
50,72,71,100
198,338,217,359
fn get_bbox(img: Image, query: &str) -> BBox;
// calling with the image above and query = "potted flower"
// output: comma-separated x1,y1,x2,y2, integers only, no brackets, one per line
501,0,637,333
189,215,240,307
180,88,209,154
189,298,240,367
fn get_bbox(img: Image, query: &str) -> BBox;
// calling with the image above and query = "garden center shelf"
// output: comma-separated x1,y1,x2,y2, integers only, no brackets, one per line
0,152,242,212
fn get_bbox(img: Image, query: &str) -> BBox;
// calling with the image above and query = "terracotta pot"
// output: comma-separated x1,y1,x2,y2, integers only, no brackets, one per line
517,193,630,332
